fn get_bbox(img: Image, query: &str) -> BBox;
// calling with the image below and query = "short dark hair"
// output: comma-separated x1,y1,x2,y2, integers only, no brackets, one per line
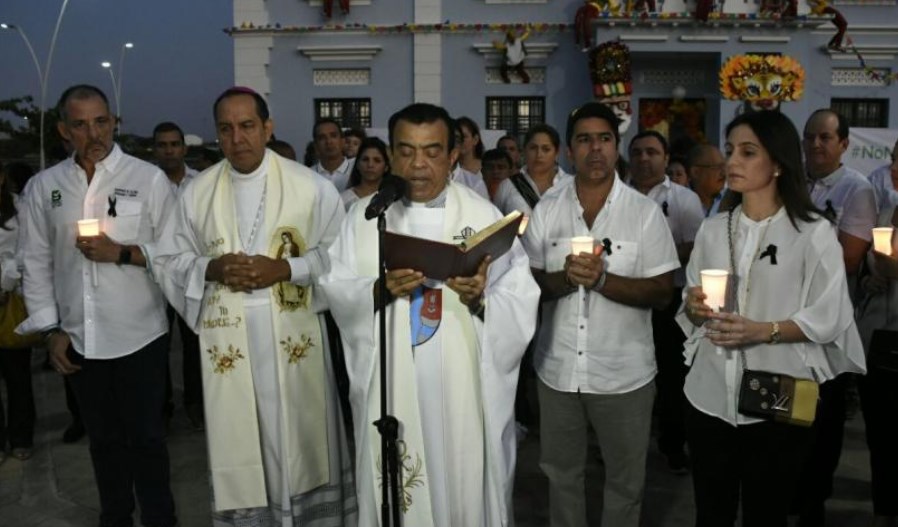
152,121,185,143
482,148,513,167
686,144,721,171
343,127,367,141
628,130,669,155
806,108,850,140
212,87,270,122
348,137,391,188
566,102,620,148
725,110,821,228
525,123,561,150
268,139,297,161
313,118,342,140
497,135,518,147
456,116,484,159
56,84,110,122
388,103,456,152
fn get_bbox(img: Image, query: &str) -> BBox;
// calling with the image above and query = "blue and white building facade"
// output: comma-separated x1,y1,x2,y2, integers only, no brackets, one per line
228,0,897,155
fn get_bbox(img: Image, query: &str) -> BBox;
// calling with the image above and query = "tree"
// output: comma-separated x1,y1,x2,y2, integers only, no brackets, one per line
0,95,64,162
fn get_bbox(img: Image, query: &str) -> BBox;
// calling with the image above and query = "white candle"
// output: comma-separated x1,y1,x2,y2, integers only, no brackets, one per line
570,236,594,255
700,269,729,313
77,219,100,237
872,227,894,255
518,216,529,236
77,219,100,287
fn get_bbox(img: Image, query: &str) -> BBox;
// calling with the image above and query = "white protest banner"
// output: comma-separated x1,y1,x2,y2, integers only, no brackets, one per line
845,128,898,176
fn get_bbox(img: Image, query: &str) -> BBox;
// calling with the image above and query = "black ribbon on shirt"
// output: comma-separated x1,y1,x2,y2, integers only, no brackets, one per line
759,244,778,265
107,196,117,217
661,200,669,217
602,238,613,255
823,199,836,221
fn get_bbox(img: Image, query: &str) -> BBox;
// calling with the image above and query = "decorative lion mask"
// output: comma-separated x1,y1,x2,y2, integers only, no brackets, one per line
720,54,805,110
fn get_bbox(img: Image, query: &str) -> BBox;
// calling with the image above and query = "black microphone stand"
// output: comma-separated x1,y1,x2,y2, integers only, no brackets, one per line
373,212,402,527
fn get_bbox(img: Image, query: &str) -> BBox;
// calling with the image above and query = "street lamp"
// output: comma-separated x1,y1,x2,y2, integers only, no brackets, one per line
100,61,119,122
0,0,73,171
101,42,134,132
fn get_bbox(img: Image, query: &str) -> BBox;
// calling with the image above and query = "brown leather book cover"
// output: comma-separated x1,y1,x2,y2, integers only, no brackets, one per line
385,211,523,280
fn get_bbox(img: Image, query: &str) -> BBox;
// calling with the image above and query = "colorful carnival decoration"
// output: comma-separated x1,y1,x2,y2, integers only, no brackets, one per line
720,54,805,111
574,1,621,50
493,26,532,83
322,0,350,19
807,0,848,50
589,41,634,133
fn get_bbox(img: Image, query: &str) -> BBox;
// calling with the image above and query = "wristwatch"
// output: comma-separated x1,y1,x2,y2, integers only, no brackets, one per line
769,321,782,344
592,269,608,293
117,246,132,266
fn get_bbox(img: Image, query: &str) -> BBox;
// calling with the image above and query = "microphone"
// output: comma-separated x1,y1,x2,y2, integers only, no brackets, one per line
365,175,407,220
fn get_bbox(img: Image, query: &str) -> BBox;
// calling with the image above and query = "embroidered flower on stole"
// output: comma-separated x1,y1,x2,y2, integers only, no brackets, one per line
207,344,245,374
281,334,315,364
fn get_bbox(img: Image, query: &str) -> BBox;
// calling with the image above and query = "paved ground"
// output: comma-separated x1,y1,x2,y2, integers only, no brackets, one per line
1,338,876,526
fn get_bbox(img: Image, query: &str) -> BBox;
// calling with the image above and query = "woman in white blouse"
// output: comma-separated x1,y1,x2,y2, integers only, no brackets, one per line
679,110,865,527
0,164,35,463
340,137,390,211
492,124,570,217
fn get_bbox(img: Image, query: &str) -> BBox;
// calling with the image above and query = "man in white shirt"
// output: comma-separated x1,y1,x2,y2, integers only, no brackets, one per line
19,84,177,527
152,88,356,526
322,103,539,526
793,108,878,527
628,130,704,474
312,118,353,191
522,102,679,527
152,121,203,430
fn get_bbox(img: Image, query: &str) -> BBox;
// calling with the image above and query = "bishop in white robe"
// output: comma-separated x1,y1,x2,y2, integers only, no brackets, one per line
152,88,357,527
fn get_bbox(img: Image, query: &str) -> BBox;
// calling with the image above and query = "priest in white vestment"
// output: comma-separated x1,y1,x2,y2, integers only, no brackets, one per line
152,88,357,527
321,103,540,527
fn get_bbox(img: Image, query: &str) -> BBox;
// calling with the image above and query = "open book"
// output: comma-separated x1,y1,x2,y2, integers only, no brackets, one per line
385,211,523,280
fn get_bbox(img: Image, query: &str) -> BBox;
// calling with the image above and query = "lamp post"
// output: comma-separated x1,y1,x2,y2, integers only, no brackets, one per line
102,42,133,132
0,0,72,171
101,62,119,120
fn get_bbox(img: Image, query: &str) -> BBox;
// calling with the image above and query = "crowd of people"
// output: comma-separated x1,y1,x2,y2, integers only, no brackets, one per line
0,83,896,527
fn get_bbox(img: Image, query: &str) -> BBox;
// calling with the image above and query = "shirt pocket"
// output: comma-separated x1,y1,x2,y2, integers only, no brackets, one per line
605,240,639,277
545,237,573,273
104,199,143,243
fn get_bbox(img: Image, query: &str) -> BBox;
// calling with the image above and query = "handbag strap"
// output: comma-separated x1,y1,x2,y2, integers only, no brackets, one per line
726,209,749,372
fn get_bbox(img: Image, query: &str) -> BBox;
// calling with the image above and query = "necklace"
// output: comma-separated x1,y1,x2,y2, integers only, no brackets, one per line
240,177,267,252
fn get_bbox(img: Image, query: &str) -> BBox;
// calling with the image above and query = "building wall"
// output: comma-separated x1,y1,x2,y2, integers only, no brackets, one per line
231,0,898,154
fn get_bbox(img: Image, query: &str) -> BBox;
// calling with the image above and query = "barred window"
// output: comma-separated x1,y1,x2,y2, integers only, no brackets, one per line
314,98,372,129
831,98,889,128
485,97,546,145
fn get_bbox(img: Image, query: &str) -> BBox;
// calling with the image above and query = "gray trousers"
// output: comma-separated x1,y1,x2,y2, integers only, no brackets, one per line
538,378,655,527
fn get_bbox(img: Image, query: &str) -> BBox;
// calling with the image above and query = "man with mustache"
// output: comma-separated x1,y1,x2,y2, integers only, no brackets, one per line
17,84,177,527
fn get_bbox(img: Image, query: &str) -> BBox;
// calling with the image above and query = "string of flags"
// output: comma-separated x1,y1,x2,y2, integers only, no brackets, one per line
224,13,824,35
840,36,898,84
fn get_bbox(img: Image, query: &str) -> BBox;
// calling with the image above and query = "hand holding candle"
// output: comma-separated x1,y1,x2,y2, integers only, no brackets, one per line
872,227,894,256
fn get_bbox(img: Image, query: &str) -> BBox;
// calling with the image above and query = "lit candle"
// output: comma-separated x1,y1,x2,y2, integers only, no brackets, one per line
570,236,594,255
77,219,100,287
518,215,529,236
872,227,893,255
77,219,100,237
700,269,728,312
